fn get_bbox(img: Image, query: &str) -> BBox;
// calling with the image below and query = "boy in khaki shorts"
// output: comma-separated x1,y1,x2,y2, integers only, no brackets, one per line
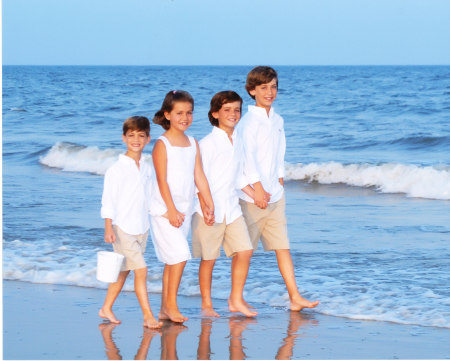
237,66,319,311
99,116,162,328
192,91,257,318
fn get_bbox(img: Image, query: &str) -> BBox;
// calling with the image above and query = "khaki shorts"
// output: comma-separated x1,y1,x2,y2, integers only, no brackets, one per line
239,194,290,251
191,214,253,260
112,225,148,271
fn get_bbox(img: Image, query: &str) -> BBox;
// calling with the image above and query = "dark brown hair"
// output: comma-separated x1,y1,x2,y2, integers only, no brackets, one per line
152,90,194,130
122,116,150,136
208,91,243,127
245,66,278,100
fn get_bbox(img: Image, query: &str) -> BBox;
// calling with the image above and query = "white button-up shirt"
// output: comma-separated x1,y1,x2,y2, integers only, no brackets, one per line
194,126,247,224
236,105,286,203
101,154,152,235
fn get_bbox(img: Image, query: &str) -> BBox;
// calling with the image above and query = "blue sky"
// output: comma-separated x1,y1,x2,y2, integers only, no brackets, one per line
3,0,450,65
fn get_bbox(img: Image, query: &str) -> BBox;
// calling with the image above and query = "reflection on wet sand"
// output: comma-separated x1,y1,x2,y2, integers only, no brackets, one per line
197,318,213,360
98,322,161,360
160,321,188,360
99,311,318,360
275,312,318,360
229,315,257,360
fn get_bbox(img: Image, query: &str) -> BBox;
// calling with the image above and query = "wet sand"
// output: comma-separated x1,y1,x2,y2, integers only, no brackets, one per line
3,280,449,359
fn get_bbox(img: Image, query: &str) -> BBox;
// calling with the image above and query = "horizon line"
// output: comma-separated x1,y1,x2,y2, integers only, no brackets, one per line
3,63,450,67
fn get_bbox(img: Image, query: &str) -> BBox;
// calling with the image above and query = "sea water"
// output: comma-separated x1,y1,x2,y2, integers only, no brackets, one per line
3,65,450,328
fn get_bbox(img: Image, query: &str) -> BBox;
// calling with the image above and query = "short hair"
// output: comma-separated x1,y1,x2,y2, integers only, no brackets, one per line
153,90,194,130
122,116,150,136
208,91,243,127
245,66,278,100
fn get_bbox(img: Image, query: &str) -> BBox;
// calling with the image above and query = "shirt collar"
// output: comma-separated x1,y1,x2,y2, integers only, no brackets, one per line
119,154,142,167
212,125,236,143
248,105,275,120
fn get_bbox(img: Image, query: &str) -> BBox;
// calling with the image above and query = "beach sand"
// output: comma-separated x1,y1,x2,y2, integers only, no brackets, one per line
3,280,449,360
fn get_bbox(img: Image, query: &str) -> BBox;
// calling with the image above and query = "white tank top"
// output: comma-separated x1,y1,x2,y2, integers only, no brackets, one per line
150,135,197,216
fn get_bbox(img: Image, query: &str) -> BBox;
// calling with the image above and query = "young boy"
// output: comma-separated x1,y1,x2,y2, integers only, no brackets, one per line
192,91,257,318
99,116,162,328
237,66,319,311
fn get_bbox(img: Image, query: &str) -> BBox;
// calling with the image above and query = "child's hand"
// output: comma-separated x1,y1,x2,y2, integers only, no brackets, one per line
104,227,116,243
203,206,215,226
254,187,268,209
264,192,271,203
166,209,185,228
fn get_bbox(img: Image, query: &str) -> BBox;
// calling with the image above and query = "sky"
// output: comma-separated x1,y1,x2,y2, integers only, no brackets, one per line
2,0,450,65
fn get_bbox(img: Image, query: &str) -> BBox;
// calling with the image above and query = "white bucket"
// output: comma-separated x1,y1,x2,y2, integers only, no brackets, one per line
96,251,125,283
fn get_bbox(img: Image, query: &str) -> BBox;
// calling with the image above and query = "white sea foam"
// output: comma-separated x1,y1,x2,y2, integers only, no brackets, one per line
3,238,449,328
39,142,152,175
285,161,450,200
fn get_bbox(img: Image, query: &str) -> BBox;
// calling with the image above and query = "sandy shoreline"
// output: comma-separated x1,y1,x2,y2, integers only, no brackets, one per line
3,280,449,360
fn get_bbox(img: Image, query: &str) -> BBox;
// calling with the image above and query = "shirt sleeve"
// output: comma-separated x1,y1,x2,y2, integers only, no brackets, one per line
241,120,261,185
277,126,286,178
100,169,116,220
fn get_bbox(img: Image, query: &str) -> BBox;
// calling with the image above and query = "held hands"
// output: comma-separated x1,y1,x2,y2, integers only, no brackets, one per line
165,208,185,228
198,192,215,226
253,183,271,209
202,205,215,226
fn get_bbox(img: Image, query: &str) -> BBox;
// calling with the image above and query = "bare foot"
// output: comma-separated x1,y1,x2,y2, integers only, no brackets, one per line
158,310,170,320
144,315,164,329
228,298,258,317
244,300,256,310
290,296,319,312
99,307,121,324
164,307,188,323
201,306,220,318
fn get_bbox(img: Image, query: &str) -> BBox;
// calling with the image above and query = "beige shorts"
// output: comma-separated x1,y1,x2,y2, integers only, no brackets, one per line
239,194,290,251
191,214,253,260
112,225,148,271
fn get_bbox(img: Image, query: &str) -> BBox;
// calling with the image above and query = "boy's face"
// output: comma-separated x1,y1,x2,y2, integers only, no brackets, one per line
249,78,278,111
122,129,150,153
212,101,242,133
164,101,193,132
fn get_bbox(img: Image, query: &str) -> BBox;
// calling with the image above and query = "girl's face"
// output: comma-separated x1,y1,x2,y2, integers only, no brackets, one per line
212,101,242,133
164,101,193,132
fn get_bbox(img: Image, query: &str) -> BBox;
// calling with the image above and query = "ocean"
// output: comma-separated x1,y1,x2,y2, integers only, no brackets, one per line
3,65,450,329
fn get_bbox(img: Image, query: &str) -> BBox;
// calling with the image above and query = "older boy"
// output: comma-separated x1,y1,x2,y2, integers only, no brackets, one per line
99,116,162,328
237,66,319,311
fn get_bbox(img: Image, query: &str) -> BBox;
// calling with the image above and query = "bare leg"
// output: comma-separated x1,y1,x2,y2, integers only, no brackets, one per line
159,265,170,320
134,267,163,328
199,259,220,317
160,261,188,323
99,270,130,323
275,249,319,311
228,250,257,317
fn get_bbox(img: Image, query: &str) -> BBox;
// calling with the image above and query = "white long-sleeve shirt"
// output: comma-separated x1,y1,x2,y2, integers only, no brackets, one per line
236,105,286,203
101,154,152,235
194,126,247,224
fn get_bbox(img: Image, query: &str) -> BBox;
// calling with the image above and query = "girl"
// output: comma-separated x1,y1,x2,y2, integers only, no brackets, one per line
150,90,214,323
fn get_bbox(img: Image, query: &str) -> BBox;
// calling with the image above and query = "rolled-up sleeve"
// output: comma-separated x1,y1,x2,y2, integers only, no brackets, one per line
277,127,286,178
101,169,115,220
241,121,261,185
